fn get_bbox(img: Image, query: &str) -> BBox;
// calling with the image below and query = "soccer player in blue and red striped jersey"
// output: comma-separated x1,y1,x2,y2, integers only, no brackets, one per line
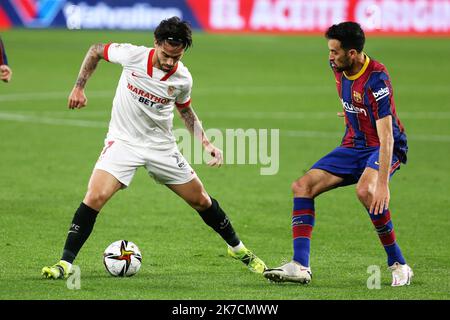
264,22,413,287
0,36,12,83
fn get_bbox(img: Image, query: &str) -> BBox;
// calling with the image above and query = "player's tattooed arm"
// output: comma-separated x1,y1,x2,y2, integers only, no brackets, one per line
75,43,105,89
178,106,223,167
68,44,105,109
178,106,206,144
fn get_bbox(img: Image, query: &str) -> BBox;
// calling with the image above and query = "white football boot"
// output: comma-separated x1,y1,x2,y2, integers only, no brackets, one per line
263,260,312,284
389,262,413,287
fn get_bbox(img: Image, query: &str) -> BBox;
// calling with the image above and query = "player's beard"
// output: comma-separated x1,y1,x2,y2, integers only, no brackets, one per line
334,55,353,72
156,56,174,72
160,61,174,72
162,64,174,72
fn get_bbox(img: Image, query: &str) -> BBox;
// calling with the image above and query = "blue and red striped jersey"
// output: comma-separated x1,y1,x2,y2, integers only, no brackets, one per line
332,54,408,163
0,36,8,66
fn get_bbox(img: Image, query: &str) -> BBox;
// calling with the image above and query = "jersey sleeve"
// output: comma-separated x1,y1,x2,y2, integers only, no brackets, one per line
370,71,394,120
103,43,144,67
175,73,193,109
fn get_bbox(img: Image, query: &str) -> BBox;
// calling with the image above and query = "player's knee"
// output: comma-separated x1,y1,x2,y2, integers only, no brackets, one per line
356,185,372,205
189,192,212,211
84,190,111,211
291,179,314,198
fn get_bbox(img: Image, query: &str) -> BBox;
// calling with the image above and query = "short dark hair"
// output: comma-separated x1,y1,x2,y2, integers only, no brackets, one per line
325,22,365,52
154,16,193,50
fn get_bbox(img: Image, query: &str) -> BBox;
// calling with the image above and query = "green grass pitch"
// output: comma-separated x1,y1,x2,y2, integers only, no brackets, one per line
0,30,449,300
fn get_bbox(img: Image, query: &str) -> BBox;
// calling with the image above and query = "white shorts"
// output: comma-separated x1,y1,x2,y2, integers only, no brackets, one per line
94,138,196,187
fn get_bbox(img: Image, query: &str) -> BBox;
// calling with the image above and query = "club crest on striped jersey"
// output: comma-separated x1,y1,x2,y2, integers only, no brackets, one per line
353,90,362,103
168,86,175,96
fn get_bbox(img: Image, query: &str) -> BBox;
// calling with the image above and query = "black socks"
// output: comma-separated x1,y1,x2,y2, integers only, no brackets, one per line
61,202,99,264
197,198,240,247
61,198,238,263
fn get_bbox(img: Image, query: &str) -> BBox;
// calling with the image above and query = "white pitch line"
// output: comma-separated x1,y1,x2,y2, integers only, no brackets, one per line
0,112,108,128
0,91,113,102
0,112,449,143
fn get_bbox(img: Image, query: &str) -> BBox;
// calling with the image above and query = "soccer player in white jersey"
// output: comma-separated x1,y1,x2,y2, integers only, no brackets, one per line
42,17,266,279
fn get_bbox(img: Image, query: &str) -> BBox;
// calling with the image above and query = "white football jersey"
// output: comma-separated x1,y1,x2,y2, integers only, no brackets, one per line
104,43,192,148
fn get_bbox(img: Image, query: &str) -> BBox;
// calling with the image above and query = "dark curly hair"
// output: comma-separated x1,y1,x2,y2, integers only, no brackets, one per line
325,22,365,53
154,16,193,50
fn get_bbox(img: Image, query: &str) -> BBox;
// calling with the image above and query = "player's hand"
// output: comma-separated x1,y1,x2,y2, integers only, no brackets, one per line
68,87,88,109
370,183,390,215
0,65,12,82
337,112,345,117
205,144,223,167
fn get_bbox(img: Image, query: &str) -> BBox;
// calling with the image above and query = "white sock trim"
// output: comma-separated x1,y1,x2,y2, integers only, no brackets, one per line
229,241,245,253
60,260,73,271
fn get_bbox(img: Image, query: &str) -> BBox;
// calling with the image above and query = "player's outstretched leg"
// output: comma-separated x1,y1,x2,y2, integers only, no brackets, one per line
199,197,267,273
167,179,266,274
42,202,99,279
42,169,122,279
264,170,342,284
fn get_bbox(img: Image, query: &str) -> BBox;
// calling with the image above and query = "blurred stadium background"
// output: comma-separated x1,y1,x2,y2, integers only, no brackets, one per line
0,0,449,300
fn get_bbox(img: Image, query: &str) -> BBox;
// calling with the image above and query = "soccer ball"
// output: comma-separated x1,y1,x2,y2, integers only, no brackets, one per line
103,240,142,277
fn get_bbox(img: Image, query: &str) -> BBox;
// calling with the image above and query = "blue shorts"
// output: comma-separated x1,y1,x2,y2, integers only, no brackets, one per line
310,146,402,186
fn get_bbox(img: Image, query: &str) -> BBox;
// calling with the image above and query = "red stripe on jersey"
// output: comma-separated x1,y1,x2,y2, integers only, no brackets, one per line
293,225,313,239
161,63,178,81
370,74,391,121
358,109,379,146
337,73,355,148
293,209,315,217
103,43,111,62
355,69,379,147
351,79,366,146
342,119,355,147
175,99,191,109
383,79,406,134
147,49,155,77
363,86,384,147
335,72,343,98
368,87,379,119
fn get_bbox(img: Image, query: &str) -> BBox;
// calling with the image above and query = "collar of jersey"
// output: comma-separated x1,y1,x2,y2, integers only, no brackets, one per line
147,48,178,81
343,53,370,81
